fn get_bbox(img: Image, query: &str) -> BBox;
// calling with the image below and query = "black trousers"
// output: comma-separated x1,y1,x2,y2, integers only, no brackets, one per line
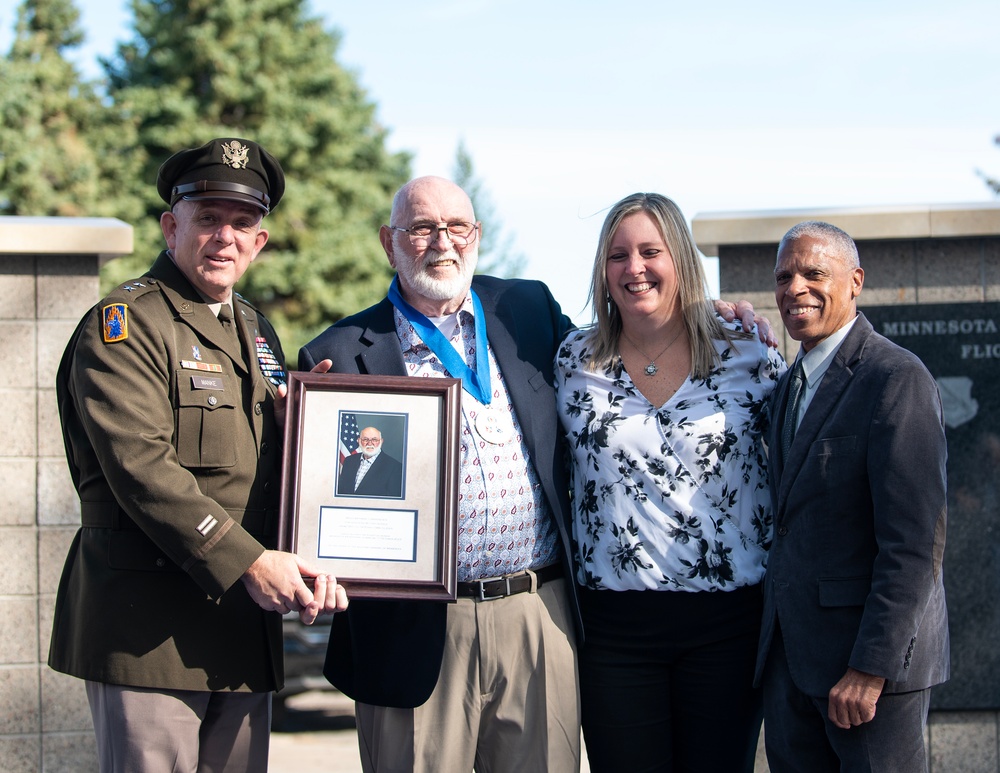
578,584,764,773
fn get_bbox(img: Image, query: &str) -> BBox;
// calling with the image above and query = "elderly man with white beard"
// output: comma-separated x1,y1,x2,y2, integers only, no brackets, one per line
300,175,582,772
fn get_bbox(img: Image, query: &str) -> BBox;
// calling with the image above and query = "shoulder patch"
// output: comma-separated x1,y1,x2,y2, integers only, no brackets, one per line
102,303,129,343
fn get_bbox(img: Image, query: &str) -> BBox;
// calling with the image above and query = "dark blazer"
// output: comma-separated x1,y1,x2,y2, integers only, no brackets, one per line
49,252,284,693
300,275,580,708
338,450,403,498
755,313,949,697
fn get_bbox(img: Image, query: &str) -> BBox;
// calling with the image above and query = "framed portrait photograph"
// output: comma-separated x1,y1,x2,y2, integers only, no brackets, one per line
279,372,461,601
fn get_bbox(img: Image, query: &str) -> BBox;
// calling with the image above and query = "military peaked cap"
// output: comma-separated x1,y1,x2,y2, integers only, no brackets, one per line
156,138,285,214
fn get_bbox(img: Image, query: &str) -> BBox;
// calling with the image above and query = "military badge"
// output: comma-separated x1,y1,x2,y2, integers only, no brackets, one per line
221,140,250,169
180,360,223,373
102,303,128,343
256,336,286,386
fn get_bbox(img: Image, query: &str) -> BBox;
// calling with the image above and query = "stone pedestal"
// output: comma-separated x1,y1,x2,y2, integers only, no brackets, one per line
0,217,131,773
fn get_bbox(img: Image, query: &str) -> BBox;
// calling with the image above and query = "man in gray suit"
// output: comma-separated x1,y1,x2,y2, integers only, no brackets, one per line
755,221,949,772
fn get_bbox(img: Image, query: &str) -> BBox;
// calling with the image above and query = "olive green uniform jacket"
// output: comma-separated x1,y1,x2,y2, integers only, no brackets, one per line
49,252,286,693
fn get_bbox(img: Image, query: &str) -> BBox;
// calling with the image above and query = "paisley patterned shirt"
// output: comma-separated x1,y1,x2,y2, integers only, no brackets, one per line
555,319,785,592
394,299,558,582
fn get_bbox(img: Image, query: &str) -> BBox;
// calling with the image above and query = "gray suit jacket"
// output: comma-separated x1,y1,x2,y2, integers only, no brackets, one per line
755,313,950,697
299,275,580,708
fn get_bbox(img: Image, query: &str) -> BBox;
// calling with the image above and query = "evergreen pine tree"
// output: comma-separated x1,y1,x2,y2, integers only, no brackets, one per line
103,0,411,354
0,0,144,222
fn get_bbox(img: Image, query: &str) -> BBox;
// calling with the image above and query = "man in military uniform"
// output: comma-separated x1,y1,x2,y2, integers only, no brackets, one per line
49,138,347,772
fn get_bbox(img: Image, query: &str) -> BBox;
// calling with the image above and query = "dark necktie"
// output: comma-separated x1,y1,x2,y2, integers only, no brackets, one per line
218,304,238,341
781,359,805,461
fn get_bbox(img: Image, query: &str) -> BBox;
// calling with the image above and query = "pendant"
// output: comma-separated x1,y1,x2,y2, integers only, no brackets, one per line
645,363,659,376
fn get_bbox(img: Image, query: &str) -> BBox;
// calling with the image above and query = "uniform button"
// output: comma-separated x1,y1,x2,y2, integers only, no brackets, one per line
155,557,166,568
208,395,218,406
263,481,271,494
254,403,263,415
777,526,788,536
261,442,269,455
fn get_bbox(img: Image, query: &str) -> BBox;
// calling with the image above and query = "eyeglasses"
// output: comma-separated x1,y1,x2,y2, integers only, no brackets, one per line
359,437,381,446
389,221,479,248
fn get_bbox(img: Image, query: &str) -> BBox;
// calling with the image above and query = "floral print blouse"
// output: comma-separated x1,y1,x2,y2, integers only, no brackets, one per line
555,320,785,592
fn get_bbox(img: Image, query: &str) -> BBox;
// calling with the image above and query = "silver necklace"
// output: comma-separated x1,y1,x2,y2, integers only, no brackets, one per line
621,325,684,376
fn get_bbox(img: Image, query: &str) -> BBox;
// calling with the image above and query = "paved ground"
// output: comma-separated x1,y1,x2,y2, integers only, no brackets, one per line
269,691,361,773
268,690,592,772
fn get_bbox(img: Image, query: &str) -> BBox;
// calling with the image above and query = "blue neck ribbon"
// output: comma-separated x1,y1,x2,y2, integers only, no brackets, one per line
388,276,492,405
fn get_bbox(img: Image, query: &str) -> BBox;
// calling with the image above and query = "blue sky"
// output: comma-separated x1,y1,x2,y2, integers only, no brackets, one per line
3,0,999,321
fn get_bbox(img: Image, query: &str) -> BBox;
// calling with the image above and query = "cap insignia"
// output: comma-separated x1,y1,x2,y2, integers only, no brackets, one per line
102,303,129,343
221,140,250,170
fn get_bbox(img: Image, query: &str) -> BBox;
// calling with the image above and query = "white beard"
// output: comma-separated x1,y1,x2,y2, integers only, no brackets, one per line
396,246,478,303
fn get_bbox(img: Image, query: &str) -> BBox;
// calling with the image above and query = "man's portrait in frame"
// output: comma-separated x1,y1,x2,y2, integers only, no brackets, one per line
336,412,406,499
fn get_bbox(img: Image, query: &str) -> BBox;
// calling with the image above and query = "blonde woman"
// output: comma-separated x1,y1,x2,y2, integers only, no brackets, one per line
555,193,784,772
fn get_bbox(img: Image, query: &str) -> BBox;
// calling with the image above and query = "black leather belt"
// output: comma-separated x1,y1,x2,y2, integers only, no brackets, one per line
457,564,563,601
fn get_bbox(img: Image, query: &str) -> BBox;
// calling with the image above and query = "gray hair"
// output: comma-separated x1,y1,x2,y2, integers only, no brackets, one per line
778,221,860,268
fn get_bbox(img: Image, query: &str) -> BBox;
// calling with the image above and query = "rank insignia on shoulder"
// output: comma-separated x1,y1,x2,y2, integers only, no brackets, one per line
102,303,129,343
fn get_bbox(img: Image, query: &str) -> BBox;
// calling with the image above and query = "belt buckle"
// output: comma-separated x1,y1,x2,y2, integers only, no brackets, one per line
478,576,511,601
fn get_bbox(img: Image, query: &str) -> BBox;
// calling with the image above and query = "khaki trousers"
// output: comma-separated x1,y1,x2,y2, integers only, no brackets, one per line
86,681,270,773
356,577,580,773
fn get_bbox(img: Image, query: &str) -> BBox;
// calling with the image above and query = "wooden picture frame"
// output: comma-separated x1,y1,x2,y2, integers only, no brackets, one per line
279,372,461,601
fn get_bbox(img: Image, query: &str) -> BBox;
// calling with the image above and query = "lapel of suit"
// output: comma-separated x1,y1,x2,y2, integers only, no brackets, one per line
357,297,408,377
770,370,794,481
775,314,872,510
473,280,527,402
232,299,282,441
374,281,543,455
474,281,555,487
150,253,249,375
